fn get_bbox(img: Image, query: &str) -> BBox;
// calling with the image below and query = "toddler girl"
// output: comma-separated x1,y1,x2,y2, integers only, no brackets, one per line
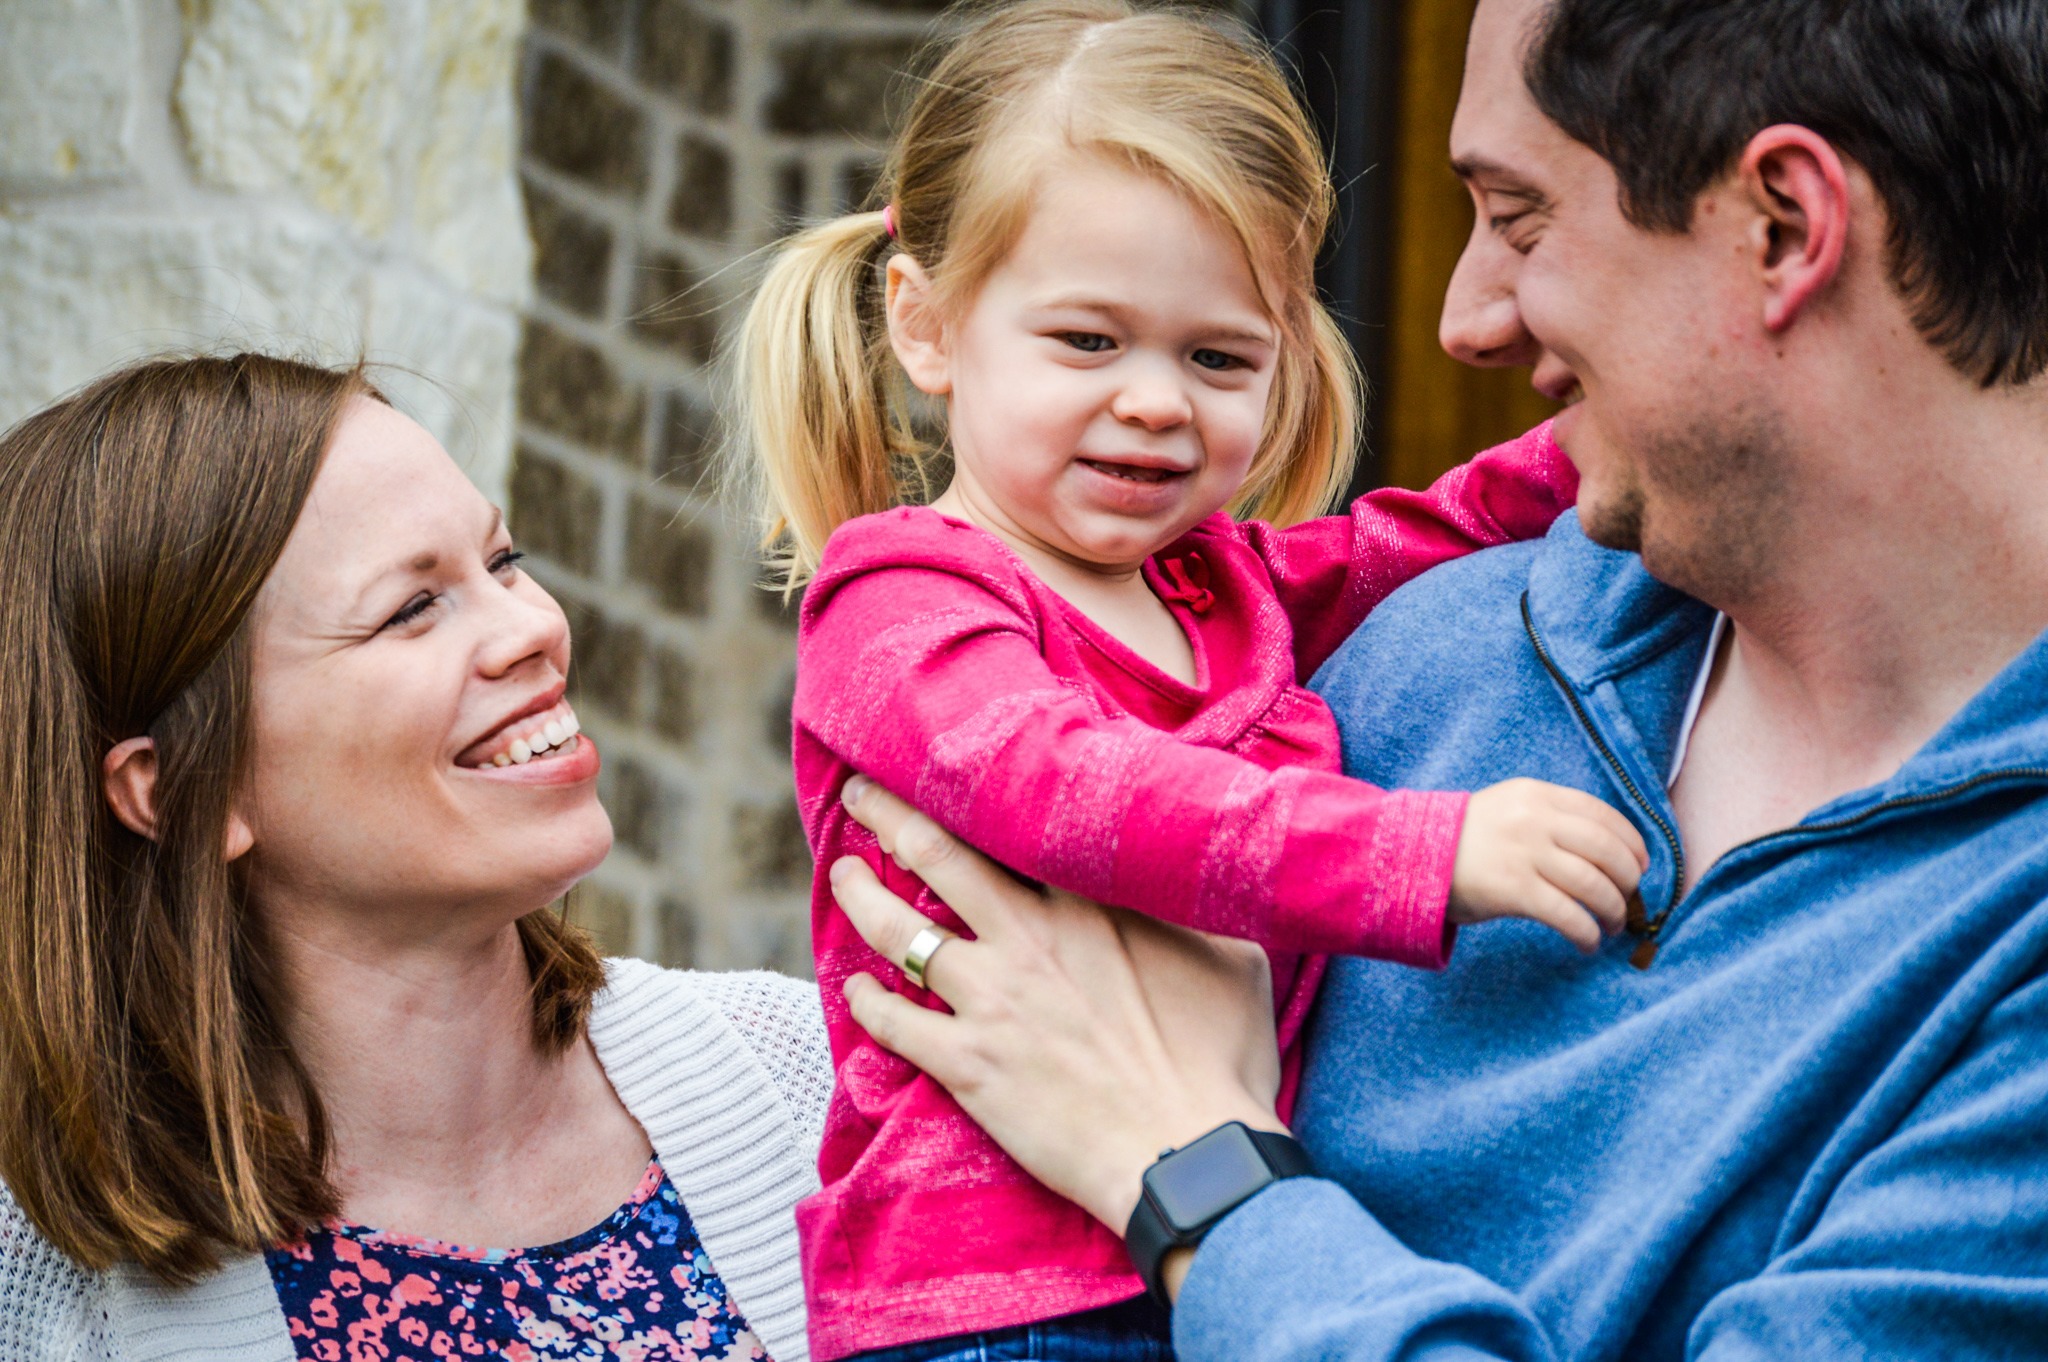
735,3,1647,1358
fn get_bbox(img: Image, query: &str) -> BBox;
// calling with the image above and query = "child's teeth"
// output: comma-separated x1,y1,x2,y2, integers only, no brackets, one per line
510,739,533,764
543,720,565,747
493,752,512,767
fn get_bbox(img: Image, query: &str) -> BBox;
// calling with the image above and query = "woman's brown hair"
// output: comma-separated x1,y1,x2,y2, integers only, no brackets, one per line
0,353,604,1283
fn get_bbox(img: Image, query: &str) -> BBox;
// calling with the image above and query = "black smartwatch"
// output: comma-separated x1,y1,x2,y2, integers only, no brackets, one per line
1124,1121,1311,1306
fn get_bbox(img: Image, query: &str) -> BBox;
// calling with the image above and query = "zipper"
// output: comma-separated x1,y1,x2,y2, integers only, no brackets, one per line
1707,766,2048,875
1522,591,2048,968
1521,593,1685,967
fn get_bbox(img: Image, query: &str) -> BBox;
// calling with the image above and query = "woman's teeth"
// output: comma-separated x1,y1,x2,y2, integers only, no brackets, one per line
483,710,581,767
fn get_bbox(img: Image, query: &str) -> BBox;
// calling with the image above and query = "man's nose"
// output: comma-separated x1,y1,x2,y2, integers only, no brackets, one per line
1110,362,1194,431
1439,232,1540,369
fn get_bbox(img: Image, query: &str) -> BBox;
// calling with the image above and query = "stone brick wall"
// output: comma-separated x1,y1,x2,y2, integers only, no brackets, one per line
0,0,532,500
513,0,957,976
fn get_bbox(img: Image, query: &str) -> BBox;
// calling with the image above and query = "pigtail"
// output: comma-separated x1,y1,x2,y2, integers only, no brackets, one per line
736,211,926,591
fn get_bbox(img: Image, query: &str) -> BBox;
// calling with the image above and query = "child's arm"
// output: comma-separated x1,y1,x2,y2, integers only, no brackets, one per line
799,523,1457,965
799,515,1636,964
1244,421,1578,680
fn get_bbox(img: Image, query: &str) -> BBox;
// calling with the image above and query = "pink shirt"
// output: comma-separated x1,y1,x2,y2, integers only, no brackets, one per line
790,423,1577,1357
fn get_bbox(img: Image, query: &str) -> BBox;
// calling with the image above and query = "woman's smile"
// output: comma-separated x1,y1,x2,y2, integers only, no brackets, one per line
455,696,586,769
450,690,602,786
454,730,600,786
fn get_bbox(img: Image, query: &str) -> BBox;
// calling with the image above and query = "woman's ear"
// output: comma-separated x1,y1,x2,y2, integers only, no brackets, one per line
103,737,257,861
103,737,159,839
886,254,952,397
224,807,255,862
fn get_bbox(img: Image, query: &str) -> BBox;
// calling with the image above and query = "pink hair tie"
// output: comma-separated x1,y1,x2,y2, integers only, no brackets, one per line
882,204,899,239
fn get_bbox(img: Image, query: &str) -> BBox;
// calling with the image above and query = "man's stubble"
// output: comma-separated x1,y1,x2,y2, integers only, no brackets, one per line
1578,399,1797,611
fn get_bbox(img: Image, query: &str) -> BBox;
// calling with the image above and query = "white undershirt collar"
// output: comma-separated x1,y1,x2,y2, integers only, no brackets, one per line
1666,612,1728,789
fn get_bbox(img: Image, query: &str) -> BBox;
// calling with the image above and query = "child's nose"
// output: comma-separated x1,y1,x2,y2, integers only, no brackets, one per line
1109,366,1194,431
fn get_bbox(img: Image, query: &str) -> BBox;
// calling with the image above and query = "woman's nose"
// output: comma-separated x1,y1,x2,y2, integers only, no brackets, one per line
1439,231,1540,369
476,585,569,680
1110,364,1194,431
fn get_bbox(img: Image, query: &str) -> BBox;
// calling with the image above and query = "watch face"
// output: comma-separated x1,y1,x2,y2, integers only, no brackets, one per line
1148,1124,1273,1231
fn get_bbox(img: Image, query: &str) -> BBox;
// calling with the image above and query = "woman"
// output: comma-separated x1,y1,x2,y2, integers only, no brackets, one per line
0,355,830,1362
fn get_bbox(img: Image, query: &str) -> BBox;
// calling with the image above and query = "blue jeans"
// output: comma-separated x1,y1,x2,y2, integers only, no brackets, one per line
850,1297,1174,1362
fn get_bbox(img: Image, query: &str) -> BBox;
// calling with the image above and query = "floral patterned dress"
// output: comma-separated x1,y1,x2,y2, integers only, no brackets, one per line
265,1159,769,1362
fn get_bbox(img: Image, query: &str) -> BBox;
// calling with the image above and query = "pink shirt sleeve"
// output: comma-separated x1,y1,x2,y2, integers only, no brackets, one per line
796,514,1457,966
1241,420,1579,679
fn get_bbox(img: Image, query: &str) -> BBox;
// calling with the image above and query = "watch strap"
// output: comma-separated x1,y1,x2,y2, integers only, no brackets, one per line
1247,1127,1312,1178
1123,1182,1180,1305
1124,1124,1310,1307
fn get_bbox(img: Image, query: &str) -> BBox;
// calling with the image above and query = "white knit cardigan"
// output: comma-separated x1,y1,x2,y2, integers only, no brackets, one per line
0,960,833,1362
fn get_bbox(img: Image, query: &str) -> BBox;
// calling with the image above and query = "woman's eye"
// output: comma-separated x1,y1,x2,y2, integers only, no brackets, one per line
490,548,526,575
1191,348,1242,372
382,593,436,630
1059,332,1115,354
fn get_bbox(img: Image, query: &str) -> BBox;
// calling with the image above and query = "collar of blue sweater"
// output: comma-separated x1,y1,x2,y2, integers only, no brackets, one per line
1522,511,2048,904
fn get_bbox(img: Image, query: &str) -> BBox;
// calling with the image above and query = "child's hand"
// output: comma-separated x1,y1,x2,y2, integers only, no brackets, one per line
1450,778,1650,953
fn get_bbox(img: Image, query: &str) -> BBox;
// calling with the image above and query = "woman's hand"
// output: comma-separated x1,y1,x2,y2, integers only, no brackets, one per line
832,775,1286,1234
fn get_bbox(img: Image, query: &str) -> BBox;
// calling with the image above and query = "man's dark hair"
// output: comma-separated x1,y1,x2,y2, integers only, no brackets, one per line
1526,0,2048,386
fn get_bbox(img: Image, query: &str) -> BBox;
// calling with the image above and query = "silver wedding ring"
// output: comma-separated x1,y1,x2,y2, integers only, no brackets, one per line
901,925,956,989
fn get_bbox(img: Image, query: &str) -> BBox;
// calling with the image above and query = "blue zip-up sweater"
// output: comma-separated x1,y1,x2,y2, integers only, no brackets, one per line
1174,513,2048,1360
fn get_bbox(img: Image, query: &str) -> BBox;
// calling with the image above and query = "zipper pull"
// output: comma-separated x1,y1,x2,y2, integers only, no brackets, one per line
1624,890,1658,969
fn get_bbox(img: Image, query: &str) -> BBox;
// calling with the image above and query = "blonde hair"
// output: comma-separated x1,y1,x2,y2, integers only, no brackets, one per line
735,0,1361,589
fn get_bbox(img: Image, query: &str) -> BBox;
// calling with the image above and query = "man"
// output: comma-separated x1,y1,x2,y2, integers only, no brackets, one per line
826,0,2048,1356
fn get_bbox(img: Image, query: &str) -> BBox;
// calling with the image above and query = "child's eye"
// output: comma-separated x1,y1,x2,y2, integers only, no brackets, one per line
490,548,526,575
1059,332,1116,354
382,593,436,630
1190,348,1243,372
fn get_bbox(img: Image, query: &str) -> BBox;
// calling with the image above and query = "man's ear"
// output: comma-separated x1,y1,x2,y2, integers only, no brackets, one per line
1739,124,1851,334
102,736,257,862
886,254,952,397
